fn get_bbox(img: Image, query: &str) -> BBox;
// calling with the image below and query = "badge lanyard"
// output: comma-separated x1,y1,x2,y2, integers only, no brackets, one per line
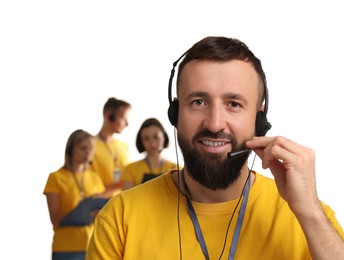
181,169,251,260
144,158,164,174
98,134,118,163
104,141,120,182
98,134,120,182
72,171,85,199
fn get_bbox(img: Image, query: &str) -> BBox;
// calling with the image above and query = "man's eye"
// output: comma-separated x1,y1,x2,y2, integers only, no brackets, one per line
229,101,240,108
192,99,204,106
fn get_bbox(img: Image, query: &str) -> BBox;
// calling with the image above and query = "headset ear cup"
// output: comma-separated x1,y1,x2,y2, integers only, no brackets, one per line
168,100,179,127
108,114,115,122
255,111,272,136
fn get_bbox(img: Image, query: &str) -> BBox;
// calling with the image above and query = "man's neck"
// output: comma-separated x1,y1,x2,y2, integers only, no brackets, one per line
98,130,113,143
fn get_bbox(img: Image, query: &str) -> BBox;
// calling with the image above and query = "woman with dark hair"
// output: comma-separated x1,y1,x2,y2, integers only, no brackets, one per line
121,118,177,190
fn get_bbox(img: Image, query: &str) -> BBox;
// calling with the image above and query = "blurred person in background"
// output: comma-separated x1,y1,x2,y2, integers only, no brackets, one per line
90,97,131,197
121,117,178,190
43,129,105,260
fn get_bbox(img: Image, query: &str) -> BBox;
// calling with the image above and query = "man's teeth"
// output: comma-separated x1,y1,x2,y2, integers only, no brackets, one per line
202,140,225,146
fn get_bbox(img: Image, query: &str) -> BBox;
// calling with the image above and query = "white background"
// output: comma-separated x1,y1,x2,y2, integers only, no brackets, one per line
1,1,343,259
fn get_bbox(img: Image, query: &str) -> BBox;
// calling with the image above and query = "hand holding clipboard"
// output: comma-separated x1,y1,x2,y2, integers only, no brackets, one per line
60,197,109,227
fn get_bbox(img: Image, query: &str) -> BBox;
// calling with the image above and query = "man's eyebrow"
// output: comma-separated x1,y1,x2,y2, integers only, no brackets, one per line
222,92,248,105
186,91,209,99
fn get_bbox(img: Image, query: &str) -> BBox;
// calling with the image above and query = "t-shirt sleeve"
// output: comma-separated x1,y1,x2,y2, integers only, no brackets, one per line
43,173,60,194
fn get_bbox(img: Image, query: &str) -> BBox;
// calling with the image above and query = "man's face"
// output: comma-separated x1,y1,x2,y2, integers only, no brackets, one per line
110,107,130,134
177,60,260,189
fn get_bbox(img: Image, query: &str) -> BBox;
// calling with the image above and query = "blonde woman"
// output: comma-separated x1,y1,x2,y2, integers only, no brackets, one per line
43,129,106,260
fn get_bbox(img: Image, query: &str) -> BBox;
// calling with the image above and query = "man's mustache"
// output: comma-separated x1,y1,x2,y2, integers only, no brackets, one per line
193,129,233,141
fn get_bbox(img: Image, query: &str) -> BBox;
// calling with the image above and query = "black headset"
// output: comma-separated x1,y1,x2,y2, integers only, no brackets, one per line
167,53,272,136
108,113,116,122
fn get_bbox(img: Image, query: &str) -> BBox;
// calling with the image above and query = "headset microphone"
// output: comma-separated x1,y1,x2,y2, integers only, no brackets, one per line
227,149,252,160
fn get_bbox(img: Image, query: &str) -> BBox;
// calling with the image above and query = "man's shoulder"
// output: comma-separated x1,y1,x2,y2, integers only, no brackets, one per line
113,138,128,149
252,172,281,197
121,173,171,197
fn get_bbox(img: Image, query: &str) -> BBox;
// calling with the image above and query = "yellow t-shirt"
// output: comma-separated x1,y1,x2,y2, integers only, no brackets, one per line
121,159,177,186
43,167,105,252
90,137,129,186
86,171,344,259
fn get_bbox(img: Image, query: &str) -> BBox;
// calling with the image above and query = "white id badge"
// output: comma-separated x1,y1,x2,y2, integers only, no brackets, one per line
113,167,121,182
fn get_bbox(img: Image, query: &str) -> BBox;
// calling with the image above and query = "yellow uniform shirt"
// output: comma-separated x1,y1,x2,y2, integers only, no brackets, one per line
90,137,129,186
121,159,177,186
86,171,344,259
43,167,105,252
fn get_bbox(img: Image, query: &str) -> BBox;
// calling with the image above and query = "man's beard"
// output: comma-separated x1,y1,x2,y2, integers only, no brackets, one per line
177,129,249,190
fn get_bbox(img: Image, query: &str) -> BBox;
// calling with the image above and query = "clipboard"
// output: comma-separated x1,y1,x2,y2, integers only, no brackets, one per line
60,197,109,227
